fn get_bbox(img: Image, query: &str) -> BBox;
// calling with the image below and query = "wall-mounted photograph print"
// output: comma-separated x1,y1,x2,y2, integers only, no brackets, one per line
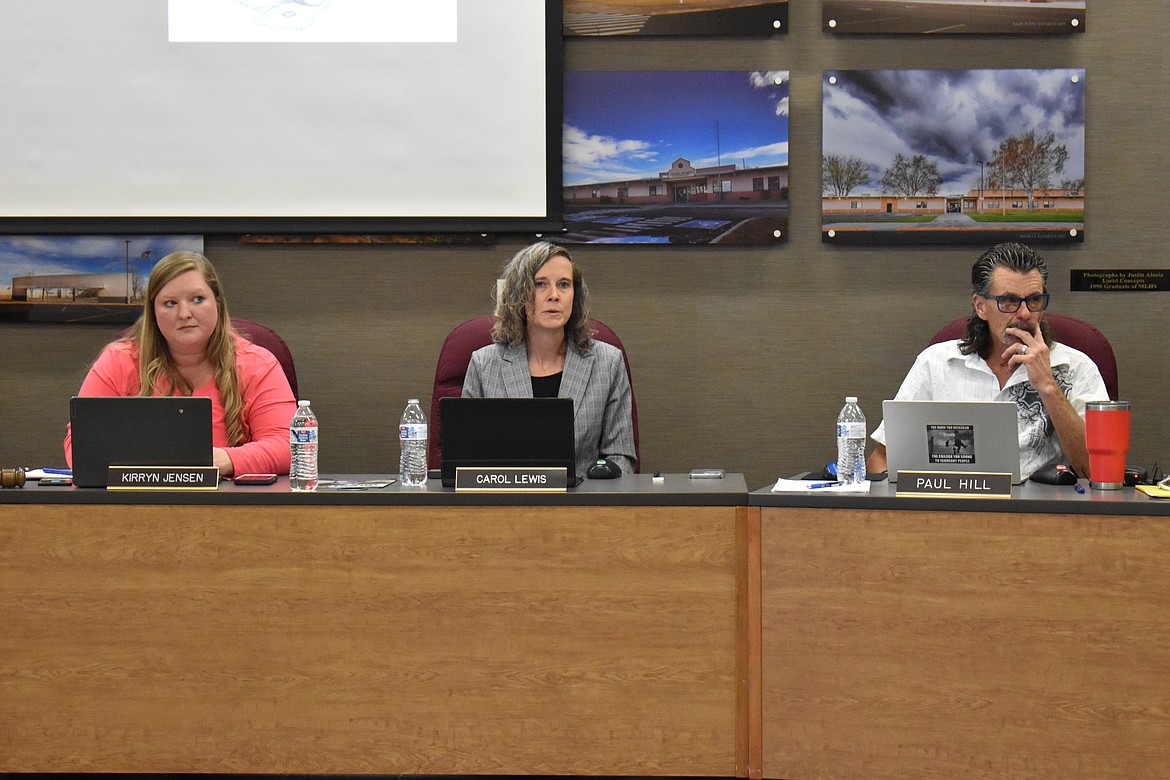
563,70,789,245
0,236,204,323
238,234,495,245
565,1,787,36
823,0,1084,34
822,68,1085,246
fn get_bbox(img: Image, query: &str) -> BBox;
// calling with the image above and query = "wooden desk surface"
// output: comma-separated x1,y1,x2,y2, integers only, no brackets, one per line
0,478,751,776
10,475,1167,777
756,500,1170,780
6,471,750,507
751,477,1170,516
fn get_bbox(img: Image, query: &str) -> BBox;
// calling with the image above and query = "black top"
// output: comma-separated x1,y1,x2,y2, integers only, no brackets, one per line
531,371,562,398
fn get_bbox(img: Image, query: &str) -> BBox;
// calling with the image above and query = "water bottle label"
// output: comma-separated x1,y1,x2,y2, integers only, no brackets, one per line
399,423,428,441
838,422,866,439
290,427,318,444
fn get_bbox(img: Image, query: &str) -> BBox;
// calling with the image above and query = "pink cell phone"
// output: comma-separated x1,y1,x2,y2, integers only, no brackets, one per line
234,473,277,485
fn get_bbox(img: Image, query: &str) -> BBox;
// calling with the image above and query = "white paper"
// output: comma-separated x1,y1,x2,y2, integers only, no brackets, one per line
771,478,871,493
25,469,72,481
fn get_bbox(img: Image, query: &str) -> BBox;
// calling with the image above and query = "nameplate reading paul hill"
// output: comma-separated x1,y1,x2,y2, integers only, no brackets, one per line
455,467,567,493
106,466,220,491
895,471,1012,499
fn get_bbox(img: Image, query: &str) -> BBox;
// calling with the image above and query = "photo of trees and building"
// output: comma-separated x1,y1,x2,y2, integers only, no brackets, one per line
0,236,203,323
564,1,787,36
563,70,789,244
822,68,1085,245
823,0,1084,35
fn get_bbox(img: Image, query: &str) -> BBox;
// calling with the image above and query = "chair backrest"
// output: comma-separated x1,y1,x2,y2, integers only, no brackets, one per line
928,313,1118,400
232,317,300,401
429,314,640,471
116,316,300,400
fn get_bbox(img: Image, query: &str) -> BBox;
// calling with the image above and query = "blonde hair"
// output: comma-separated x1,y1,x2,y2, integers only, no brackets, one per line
124,251,247,446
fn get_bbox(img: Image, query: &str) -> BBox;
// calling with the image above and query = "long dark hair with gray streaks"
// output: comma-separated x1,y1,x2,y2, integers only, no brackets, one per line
959,242,1053,356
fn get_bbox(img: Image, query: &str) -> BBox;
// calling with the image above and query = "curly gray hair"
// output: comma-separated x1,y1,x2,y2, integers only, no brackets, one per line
492,241,593,351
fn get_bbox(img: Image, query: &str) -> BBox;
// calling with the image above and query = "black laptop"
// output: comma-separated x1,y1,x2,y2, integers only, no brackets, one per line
439,397,578,487
70,396,214,488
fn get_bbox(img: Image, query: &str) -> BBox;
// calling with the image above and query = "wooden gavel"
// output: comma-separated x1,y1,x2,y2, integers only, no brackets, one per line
1,468,27,489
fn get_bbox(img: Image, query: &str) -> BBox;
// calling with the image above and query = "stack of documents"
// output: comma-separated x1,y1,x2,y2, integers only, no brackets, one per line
771,478,871,494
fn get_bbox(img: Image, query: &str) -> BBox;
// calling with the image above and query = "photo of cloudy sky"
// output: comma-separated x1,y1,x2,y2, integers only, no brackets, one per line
823,0,1084,35
566,70,789,186
0,236,200,293
0,235,203,321
562,70,790,244
822,68,1085,244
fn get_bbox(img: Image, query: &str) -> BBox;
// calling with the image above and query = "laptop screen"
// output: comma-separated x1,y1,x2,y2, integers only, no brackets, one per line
882,400,1021,484
70,396,214,487
439,397,577,487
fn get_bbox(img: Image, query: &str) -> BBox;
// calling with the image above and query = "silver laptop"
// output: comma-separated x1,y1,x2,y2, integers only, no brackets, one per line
882,400,1022,484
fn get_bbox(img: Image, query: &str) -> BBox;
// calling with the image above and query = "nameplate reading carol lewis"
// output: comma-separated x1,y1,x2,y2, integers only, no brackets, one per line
455,467,567,493
895,471,1012,499
107,466,220,491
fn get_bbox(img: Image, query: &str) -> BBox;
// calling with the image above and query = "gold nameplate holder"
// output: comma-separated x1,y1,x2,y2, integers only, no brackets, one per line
107,466,220,491
455,466,568,493
895,470,1013,499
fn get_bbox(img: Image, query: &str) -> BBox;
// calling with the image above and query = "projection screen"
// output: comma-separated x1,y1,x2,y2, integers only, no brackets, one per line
0,0,562,234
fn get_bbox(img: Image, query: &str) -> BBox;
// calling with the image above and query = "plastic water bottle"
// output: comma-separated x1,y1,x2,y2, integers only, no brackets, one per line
289,400,318,492
836,396,867,485
399,398,428,487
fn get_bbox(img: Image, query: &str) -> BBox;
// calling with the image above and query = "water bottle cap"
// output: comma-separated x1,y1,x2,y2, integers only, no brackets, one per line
297,399,311,406
408,398,419,404
845,396,858,403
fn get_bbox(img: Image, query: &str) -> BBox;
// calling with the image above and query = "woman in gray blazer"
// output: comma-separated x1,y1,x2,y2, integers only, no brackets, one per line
462,241,637,477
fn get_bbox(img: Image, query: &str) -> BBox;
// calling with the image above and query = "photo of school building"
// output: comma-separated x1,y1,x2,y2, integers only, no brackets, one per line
7,272,136,303
823,186,1084,216
565,157,789,205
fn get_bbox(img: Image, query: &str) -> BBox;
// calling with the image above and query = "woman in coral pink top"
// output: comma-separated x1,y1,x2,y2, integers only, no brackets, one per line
64,251,297,477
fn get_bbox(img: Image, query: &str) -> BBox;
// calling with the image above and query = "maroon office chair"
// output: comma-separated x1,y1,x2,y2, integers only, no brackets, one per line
429,314,640,471
929,313,1118,400
116,316,299,399
231,318,300,400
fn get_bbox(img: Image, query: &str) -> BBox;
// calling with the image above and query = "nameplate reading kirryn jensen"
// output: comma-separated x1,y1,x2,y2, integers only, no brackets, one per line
106,466,220,491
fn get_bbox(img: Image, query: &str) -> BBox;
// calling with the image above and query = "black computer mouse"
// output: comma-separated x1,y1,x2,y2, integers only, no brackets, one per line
1125,465,1148,487
586,458,622,479
1030,464,1078,485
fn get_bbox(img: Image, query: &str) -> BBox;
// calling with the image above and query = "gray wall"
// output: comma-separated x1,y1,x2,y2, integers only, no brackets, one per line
4,2,1167,489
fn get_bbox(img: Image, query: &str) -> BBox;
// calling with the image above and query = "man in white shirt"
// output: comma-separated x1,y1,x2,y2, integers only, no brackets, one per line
867,242,1108,481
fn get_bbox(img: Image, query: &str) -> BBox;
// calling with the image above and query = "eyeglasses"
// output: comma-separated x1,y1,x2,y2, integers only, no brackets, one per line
979,292,1050,313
